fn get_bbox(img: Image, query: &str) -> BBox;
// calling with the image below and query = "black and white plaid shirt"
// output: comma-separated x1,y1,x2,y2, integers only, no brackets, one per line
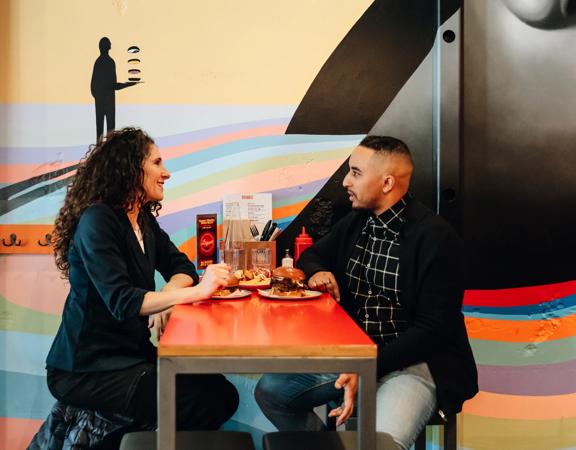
345,195,409,345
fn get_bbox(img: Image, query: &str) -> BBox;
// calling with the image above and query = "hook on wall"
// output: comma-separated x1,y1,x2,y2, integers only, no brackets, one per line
38,233,52,247
2,233,22,247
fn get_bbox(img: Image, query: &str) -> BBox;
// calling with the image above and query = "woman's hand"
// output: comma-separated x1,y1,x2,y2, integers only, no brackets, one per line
196,263,230,298
148,307,173,340
140,264,230,315
308,271,341,301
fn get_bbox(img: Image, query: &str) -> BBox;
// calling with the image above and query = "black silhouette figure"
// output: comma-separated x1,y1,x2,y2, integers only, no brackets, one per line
90,37,137,141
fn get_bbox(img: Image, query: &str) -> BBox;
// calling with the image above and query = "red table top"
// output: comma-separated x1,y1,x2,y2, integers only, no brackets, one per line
159,293,376,358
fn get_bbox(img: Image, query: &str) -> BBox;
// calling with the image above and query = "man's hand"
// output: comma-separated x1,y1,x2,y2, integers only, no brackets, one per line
308,271,341,301
148,307,173,340
328,373,358,427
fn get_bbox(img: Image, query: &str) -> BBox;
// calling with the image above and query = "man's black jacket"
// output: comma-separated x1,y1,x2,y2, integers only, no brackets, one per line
298,199,478,416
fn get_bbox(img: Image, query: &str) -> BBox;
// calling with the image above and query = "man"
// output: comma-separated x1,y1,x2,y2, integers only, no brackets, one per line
90,37,138,141
255,136,477,450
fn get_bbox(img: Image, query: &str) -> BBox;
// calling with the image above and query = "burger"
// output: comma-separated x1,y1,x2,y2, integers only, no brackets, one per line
213,273,239,297
270,267,307,296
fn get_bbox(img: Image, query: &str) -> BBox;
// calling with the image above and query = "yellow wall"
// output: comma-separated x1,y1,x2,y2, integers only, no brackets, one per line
0,0,370,104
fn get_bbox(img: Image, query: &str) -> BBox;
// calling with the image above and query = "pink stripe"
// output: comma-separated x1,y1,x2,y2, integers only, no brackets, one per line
0,255,67,315
160,159,342,217
0,162,77,184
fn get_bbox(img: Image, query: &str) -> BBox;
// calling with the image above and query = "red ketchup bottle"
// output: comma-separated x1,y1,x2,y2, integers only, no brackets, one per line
294,226,313,266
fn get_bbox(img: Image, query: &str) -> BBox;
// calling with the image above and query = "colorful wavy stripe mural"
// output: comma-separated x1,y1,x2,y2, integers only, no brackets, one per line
2,107,575,449
457,281,576,449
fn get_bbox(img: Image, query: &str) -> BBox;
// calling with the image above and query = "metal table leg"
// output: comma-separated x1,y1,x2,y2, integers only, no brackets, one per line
358,358,377,450
158,358,176,450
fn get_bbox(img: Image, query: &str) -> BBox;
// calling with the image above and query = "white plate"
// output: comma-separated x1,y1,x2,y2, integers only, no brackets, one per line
257,289,322,300
212,289,252,300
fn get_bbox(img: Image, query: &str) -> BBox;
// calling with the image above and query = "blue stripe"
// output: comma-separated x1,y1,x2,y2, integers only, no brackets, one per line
463,294,576,320
0,331,52,376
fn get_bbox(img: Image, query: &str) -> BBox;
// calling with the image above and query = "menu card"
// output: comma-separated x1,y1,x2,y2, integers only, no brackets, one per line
196,214,217,269
223,193,272,240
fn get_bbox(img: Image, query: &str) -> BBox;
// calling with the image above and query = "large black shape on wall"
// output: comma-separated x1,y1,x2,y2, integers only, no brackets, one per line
279,0,576,290
276,0,459,265
460,0,576,288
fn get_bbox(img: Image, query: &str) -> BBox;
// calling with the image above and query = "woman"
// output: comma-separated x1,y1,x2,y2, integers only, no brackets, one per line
45,127,238,431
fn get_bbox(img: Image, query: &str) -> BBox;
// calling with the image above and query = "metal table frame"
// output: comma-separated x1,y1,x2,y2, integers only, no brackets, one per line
158,355,376,450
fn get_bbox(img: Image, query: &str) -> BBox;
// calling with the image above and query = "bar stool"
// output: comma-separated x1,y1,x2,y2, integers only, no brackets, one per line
119,431,256,450
331,404,456,450
414,413,456,450
262,413,456,450
262,431,357,450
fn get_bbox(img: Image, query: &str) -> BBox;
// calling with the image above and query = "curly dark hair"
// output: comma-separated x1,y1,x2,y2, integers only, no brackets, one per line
53,127,161,277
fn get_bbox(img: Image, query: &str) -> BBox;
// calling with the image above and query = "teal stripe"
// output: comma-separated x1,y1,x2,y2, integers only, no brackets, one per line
470,336,576,366
170,227,194,247
273,192,316,208
0,371,54,419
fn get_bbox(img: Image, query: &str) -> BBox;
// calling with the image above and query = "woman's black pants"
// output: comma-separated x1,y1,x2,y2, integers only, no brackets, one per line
47,362,239,430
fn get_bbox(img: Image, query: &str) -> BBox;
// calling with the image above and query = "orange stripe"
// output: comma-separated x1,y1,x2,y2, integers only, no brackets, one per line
0,225,54,254
0,417,43,450
272,199,310,220
465,314,576,342
462,391,576,420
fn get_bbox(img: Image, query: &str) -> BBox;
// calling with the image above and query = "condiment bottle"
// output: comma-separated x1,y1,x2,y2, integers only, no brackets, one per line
281,249,294,268
294,226,313,265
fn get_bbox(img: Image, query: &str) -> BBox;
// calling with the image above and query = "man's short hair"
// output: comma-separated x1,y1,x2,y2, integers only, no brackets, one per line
359,136,413,163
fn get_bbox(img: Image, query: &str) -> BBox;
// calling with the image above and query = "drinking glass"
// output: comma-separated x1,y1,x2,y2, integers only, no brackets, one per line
251,248,272,278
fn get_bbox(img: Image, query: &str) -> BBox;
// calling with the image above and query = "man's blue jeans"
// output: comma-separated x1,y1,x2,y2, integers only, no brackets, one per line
255,363,436,450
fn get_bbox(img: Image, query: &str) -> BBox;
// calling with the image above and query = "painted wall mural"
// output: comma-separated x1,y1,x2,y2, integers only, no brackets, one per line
462,0,576,289
1,0,575,449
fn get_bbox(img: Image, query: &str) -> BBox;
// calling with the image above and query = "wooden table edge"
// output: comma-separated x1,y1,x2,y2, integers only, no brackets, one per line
158,344,377,358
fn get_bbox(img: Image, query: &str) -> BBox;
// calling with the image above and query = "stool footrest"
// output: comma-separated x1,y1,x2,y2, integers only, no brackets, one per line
119,430,255,450
263,431,357,450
